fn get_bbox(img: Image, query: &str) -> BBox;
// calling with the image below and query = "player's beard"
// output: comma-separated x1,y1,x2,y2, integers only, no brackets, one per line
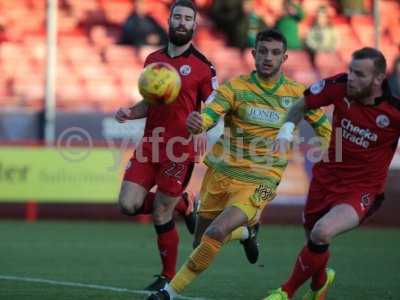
168,26,194,46
347,80,374,102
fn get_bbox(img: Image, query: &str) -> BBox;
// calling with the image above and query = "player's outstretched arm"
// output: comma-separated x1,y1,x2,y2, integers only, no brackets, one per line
304,108,332,147
273,97,306,153
187,86,233,134
115,100,149,123
187,111,204,134
287,96,306,126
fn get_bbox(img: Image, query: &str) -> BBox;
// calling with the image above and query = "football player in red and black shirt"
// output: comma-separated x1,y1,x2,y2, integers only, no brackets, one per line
115,0,217,291
264,48,400,300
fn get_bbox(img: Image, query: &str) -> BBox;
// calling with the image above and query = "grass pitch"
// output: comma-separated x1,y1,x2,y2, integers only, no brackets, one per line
0,221,399,300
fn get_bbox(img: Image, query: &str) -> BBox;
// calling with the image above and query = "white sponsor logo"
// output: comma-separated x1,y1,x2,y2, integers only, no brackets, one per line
179,64,191,76
341,118,378,148
211,76,219,89
247,107,281,124
210,65,218,89
310,80,326,95
376,114,390,128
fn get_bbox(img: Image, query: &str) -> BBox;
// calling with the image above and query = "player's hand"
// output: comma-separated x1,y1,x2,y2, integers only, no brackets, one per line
193,132,207,163
186,111,203,134
115,107,133,123
273,137,291,154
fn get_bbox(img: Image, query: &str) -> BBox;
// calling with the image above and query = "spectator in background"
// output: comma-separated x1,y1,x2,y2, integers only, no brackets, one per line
209,0,243,45
89,25,113,63
0,24,7,44
0,17,10,44
389,57,400,98
210,0,267,50
305,6,336,70
340,0,366,16
275,0,304,50
242,0,268,49
120,0,168,47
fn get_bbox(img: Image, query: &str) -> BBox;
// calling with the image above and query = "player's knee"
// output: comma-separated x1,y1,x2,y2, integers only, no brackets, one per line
310,222,333,244
204,225,226,242
152,204,174,224
118,182,147,216
118,194,140,216
118,200,136,216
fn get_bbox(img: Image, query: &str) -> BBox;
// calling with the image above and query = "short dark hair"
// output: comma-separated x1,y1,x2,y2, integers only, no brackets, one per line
255,29,287,52
352,47,387,75
170,0,197,17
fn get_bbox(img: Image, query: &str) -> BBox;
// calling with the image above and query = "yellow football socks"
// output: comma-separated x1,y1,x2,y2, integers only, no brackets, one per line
224,226,249,243
170,235,222,293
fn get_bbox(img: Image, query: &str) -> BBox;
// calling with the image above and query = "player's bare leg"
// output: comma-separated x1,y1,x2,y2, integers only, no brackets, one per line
119,179,195,230
264,204,360,300
148,206,248,299
193,213,259,263
311,203,359,244
301,204,358,300
179,191,197,234
144,192,182,291
192,215,213,248
118,181,147,215
153,191,181,225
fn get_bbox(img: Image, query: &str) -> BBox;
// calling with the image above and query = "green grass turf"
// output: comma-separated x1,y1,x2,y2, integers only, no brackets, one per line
0,221,399,300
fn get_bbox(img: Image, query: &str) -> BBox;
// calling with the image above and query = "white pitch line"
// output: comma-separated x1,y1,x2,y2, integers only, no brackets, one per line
0,275,209,300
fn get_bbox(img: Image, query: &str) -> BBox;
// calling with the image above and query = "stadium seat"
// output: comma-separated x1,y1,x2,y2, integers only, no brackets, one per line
137,46,162,64
285,51,313,72
14,78,45,109
105,45,139,67
86,78,120,100
0,0,397,112
196,27,227,49
291,69,318,86
59,33,90,47
334,23,361,63
351,15,374,46
315,52,346,77
101,0,134,24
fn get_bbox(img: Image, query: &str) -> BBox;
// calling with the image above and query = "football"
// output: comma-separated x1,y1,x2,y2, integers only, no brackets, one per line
138,62,181,105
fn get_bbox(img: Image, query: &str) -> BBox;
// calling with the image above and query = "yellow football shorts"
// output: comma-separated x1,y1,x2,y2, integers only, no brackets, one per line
198,167,277,225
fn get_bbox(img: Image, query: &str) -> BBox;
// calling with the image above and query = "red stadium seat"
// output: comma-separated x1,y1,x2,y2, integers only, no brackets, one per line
97,97,131,112
137,46,162,64
285,50,313,71
351,15,374,46
334,23,361,61
14,78,45,108
105,45,139,67
315,52,346,77
294,70,318,86
1,0,395,113
101,0,134,25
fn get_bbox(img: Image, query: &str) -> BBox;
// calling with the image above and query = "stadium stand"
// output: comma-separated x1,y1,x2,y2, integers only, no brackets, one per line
0,0,398,112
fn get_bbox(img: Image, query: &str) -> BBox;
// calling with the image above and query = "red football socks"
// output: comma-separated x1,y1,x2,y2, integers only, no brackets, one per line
311,266,328,290
155,220,179,279
282,241,330,298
